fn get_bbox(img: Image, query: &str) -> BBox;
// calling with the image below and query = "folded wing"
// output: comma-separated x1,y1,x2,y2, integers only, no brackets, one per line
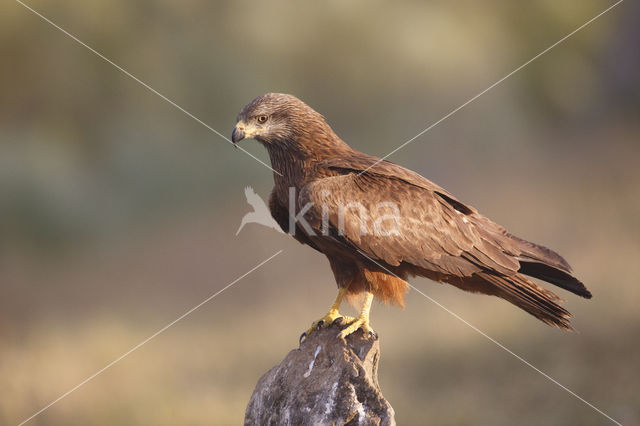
297,156,590,329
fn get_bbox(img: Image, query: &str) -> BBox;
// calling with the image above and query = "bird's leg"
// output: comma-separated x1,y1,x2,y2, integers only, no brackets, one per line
338,291,376,339
300,287,355,342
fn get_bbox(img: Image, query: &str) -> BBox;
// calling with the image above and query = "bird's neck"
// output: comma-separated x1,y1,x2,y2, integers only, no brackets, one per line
265,130,353,201
266,143,320,194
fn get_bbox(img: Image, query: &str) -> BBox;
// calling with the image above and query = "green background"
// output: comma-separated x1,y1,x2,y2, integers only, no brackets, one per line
1,1,638,424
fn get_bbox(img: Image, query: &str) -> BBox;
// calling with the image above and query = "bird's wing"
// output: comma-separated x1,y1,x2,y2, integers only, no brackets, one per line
307,155,590,299
314,155,576,273
299,170,518,278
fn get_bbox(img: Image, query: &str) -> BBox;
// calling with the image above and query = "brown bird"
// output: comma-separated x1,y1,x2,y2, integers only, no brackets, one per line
231,93,591,340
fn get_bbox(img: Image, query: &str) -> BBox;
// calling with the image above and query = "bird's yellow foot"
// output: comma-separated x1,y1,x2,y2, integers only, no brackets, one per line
300,311,355,343
338,315,378,340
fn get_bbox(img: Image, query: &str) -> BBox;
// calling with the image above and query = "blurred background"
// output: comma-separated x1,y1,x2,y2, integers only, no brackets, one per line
1,0,638,424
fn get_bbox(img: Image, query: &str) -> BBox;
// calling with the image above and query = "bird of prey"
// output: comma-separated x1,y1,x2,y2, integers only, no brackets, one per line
231,93,591,340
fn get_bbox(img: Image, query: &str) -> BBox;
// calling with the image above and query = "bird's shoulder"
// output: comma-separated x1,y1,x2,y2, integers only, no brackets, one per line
311,151,477,215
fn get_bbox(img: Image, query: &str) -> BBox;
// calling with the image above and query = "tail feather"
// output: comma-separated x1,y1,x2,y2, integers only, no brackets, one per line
477,271,573,330
506,233,572,272
507,234,593,299
519,261,592,299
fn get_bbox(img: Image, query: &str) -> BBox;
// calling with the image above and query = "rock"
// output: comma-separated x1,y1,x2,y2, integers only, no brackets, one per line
244,323,395,425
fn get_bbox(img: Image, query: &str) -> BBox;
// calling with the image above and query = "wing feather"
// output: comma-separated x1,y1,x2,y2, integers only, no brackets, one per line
301,156,588,306
299,173,497,277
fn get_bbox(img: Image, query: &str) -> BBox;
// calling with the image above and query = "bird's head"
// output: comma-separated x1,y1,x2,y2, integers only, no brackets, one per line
231,93,332,147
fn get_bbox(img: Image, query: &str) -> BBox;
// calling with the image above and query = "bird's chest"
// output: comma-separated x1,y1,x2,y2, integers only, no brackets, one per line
272,178,306,215
271,167,316,212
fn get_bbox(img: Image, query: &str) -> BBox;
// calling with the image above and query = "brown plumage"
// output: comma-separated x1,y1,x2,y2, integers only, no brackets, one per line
232,93,591,334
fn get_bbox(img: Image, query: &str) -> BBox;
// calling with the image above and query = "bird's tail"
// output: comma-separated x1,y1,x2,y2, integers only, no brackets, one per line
518,260,591,298
477,271,573,330
508,235,592,299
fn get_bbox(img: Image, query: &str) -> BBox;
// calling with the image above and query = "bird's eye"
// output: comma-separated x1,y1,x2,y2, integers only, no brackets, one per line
257,115,268,124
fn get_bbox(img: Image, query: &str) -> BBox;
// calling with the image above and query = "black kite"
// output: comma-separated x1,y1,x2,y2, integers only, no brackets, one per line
232,93,591,340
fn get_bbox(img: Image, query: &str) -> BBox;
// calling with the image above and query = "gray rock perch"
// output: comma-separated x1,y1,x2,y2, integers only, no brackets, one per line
245,324,395,425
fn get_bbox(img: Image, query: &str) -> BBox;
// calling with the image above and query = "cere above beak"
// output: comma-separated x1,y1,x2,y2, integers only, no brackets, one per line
231,125,245,143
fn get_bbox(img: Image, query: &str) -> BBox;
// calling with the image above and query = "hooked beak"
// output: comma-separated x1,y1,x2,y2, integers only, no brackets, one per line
231,123,245,144
231,127,245,144
232,120,263,144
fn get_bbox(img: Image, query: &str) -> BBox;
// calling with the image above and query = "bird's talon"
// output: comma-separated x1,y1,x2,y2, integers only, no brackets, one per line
299,332,307,344
338,315,376,340
302,310,351,340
